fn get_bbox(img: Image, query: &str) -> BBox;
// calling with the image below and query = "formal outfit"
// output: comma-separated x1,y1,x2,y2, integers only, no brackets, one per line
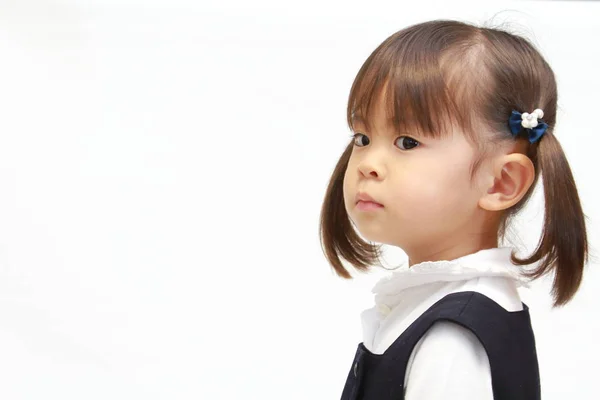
340,247,541,399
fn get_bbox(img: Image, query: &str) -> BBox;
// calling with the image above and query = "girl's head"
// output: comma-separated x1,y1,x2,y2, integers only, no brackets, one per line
320,20,588,307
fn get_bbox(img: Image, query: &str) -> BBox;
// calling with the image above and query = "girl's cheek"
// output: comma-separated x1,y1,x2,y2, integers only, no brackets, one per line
393,173,469,214
342,170,355,211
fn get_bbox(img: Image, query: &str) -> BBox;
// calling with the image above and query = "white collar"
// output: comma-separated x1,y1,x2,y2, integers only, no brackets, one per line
372,247,531,306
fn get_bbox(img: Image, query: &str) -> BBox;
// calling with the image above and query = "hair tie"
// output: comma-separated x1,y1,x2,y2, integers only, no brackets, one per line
508,108,548,143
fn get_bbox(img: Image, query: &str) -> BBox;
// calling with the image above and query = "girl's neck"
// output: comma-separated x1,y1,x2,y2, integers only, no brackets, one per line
406,237,499,267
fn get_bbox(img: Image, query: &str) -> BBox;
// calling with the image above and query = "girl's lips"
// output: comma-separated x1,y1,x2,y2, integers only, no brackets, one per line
356,191,383,206
356,200,384,211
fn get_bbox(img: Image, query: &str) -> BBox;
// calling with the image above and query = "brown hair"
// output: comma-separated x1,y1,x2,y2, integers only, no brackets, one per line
319,19,588,307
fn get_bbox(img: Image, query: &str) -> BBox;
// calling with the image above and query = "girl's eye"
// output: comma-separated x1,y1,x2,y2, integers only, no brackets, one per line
395,136,420,150
352,133,370,147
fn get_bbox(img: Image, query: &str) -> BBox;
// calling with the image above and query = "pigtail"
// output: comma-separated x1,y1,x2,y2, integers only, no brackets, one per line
512,132,588,307
319,143,380,278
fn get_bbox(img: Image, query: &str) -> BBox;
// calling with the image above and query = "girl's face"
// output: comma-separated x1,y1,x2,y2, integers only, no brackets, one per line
343,96,492,263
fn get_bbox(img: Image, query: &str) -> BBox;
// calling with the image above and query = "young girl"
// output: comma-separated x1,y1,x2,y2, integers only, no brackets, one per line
319,20,588,400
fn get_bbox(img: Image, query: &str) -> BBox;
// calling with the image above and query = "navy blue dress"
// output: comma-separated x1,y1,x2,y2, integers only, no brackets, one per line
340,291,541,399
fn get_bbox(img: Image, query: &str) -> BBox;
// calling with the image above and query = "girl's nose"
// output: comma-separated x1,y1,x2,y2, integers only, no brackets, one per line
358,160,384,179
362,168,379,178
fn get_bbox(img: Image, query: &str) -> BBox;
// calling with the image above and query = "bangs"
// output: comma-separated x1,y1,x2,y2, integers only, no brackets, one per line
347,25,480,140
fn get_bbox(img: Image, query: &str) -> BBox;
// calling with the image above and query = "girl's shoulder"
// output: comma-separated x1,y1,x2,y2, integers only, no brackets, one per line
405,319,493,397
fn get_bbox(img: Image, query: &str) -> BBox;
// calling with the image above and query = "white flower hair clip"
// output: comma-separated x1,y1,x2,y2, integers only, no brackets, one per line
520,109,544,129
508,108,548,143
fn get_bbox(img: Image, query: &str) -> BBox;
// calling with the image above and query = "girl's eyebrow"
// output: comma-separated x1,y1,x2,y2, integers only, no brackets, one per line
352,115,420,137
351,114,364,124
350,114,366,126
351,114,395,127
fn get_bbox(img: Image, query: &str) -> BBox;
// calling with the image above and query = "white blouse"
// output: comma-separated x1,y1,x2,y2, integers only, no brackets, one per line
359,247,532,399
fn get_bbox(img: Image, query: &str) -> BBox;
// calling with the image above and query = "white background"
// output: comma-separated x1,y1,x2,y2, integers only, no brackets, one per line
0,0,598,398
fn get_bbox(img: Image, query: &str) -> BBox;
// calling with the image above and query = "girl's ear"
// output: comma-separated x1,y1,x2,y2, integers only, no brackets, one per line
478,153,535,211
